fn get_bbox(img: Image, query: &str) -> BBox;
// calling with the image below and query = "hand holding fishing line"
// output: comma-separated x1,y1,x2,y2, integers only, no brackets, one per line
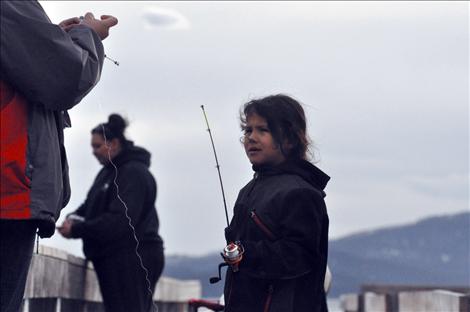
57,214,85,238
59,12,117,40
59,13,120,67
58,17,81,32
57,219,73,238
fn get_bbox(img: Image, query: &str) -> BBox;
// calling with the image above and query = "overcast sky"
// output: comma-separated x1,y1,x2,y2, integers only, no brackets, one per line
39,1,469,256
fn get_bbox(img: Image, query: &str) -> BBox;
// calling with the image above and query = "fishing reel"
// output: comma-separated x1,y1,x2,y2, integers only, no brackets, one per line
221,241,244,272
209,241,245,284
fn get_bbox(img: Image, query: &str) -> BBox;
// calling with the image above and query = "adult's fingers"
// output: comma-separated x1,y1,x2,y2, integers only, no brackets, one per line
60,17,80,26
100,15,118,27
84,12,95,20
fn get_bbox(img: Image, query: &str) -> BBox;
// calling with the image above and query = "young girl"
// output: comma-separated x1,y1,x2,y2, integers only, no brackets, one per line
223,94,330,312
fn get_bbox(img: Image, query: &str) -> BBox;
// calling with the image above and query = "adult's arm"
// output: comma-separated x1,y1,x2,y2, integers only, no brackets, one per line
0,1,104,110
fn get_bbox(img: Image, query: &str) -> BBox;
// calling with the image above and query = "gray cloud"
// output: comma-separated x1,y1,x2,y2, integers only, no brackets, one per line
142,7,190,29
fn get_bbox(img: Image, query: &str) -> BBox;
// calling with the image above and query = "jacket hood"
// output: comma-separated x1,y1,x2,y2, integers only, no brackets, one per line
110,141,151,168
253,159,330,193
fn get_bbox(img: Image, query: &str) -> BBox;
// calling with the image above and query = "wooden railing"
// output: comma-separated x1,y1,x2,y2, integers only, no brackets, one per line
22,245,201,312
340,284,470,312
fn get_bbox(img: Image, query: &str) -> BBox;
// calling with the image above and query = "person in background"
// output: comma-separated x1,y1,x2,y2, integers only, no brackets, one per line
58,114,164,312
222,94,330,311
0,1,117,311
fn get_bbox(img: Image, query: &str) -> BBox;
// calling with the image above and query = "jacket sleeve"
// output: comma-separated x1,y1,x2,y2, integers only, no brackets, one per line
71,166,149,243
0,1,104,111
71,202,87,218
241,188,327,280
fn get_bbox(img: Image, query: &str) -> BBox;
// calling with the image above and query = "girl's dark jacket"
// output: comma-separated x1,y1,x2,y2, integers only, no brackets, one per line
224,159,329,312
70,143,164,260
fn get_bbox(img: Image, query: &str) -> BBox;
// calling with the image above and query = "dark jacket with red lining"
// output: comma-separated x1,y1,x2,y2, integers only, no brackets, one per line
224,159,330,312
0,1,104,237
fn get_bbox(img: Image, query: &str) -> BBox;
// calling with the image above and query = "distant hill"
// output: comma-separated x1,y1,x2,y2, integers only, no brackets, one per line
328,211,470,296
163,211,470,298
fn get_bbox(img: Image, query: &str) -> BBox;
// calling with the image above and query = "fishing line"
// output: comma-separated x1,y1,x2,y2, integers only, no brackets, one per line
77,15,120,67
104,54,119,66
98,100,158,312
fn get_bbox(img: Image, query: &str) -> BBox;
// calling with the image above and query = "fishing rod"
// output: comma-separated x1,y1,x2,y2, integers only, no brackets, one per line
200,105,229,227
201,106,245,284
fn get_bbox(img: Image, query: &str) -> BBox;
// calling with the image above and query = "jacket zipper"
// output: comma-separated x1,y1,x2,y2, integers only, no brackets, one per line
263,284,274,312
250,211,276,240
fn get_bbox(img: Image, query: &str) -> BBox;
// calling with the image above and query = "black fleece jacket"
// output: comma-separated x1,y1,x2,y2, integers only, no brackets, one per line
224,159,330,312
71,142,163,260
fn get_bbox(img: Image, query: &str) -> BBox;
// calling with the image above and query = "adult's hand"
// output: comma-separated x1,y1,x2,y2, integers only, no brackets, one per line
81,12,118,40
57,219,73,238
58,17,81,32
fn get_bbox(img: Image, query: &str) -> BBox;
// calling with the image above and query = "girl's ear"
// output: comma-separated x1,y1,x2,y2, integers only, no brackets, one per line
282,139,294,154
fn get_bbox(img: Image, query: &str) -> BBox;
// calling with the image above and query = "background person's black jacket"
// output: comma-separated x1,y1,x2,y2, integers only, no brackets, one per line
71,142,163,259
224,159,329,312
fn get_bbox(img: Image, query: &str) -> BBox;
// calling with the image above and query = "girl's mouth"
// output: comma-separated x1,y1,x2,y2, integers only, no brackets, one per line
247,147,261,152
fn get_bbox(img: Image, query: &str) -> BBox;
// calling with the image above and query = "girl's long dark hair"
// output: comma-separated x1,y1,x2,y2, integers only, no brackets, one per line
240,94,312,161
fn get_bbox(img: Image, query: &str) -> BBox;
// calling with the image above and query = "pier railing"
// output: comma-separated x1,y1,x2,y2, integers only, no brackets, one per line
22,245,201,312
340,284,470,312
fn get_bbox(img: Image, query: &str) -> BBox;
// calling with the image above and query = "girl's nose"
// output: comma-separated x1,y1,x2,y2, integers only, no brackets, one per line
247,132,257,142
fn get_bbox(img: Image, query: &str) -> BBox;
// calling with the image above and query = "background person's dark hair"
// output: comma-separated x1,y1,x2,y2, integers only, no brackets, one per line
240,94,312,161
92,113,129,146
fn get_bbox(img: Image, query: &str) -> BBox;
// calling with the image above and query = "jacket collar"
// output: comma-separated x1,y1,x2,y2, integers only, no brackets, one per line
105,141,151,168
253,159,330,191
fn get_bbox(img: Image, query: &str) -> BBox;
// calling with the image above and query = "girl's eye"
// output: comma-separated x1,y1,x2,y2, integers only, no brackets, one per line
259,127,270,132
